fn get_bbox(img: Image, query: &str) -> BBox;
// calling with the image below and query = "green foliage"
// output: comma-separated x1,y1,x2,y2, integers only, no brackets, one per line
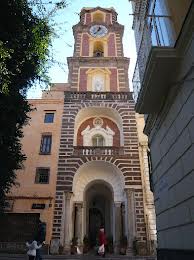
0,0,67,211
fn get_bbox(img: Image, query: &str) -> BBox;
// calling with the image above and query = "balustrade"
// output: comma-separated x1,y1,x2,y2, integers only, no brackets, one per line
64,91,131,101
73,146,124,156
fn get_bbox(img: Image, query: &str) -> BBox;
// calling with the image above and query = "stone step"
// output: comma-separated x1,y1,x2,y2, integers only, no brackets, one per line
0,254,156,260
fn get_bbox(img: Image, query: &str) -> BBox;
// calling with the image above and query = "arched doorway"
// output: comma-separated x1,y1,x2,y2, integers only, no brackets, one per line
85,181,113,247
72,161,125,249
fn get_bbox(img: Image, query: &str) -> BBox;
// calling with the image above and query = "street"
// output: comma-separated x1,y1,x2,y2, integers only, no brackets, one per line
0,254,156,260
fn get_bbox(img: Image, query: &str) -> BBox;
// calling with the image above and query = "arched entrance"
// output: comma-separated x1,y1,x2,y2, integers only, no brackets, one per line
85,181,113,246
71,161,126,250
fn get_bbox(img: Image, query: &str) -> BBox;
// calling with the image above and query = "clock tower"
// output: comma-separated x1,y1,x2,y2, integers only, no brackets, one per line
67,7,129,93
51,7,154,255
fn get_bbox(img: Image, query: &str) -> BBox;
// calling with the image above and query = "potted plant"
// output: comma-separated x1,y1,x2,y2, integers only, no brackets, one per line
120,236,128,255
133,237,138,255
83,235,90,254
71,237,78,255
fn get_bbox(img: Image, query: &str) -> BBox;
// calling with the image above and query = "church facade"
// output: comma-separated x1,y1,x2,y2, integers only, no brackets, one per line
5,7,156,255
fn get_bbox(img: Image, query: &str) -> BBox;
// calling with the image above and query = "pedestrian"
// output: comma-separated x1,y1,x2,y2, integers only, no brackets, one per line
98,227,107,258
26,240,42,260
35,220,46,260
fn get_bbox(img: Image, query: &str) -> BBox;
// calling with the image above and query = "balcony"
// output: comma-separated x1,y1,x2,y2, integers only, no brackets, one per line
73,146,124,156
64,91,131,101
132,1,181,113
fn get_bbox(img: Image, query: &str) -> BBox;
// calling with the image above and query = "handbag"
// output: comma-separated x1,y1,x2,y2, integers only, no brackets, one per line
98,244,105,255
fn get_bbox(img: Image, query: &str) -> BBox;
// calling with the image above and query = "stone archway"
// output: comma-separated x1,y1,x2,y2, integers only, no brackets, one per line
72,161,125,249
72,161,124,202
85,180,113,246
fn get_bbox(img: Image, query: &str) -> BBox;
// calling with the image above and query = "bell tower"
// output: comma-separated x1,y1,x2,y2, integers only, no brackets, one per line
68,7,129,92
52,7,150,255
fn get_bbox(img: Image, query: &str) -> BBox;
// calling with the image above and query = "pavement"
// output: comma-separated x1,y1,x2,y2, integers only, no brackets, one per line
0,254,156,260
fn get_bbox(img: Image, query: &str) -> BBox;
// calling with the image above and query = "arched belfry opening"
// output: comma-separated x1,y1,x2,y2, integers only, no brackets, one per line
92,12,104,23
93,41,104,57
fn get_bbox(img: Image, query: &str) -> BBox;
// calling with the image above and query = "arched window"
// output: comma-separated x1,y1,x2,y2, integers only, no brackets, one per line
93,41,104,57
93,12,104,23
92,134,105,147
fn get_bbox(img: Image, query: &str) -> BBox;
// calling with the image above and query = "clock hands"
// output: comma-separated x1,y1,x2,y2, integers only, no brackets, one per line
94,26,101,35
90,25,107,37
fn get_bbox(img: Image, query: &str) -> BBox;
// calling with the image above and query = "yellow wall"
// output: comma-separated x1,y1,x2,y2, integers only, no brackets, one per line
7,86,64,243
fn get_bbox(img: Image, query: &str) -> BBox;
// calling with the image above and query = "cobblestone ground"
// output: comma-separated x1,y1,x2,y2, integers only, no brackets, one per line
0,254,156,260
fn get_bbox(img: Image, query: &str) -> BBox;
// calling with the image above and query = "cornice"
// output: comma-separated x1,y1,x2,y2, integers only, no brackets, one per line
27,99,64,105
67,56,130,64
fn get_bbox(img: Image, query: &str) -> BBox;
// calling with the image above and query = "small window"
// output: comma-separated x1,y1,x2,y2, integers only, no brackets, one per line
35,168,50,184
44,113,54,123
92,134,105,147
40,135,52,154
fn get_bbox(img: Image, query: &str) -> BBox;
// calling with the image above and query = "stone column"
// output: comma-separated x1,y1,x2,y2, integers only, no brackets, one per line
63,192,73,253
114,202,122,254
121,203,125,237
125,188,136,256
75,202,83,247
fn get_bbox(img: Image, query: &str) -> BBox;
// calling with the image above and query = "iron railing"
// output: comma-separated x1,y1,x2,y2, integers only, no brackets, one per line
132,0,174,102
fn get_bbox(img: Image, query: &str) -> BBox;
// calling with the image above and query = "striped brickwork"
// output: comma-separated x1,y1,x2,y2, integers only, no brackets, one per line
52,93,147,244
116,33,124,57
73,33,82,57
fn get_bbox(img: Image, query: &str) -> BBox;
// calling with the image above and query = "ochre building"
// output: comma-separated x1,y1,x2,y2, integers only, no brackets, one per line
6,7,156,255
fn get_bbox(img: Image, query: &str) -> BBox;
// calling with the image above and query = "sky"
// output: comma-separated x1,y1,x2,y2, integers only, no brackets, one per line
27,0,136,98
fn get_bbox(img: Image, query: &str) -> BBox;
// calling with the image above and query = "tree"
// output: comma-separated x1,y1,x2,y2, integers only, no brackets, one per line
0,0,67,211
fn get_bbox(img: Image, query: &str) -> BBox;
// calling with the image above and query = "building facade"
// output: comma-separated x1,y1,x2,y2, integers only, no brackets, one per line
5,7,156,255
131,0,194,259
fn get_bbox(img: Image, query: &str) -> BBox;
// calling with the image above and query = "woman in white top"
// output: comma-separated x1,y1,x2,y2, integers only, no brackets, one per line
26,240,42,260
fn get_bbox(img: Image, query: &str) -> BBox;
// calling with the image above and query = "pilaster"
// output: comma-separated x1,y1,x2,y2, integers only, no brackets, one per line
125,188,136,256
75,202,84,247
63,192,73,253
114,201,122,254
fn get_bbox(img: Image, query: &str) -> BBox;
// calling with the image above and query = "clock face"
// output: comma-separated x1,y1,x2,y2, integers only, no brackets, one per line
89,25,108,38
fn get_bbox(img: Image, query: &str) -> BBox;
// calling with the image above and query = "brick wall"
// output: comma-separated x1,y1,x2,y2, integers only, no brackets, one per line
110,68,118,91
73,33,82,57
106,13,112,24
68,57,129,92
78,68,87,91
81,33,89,56
85,13,91,25
108,33,116,56
116,33,124,57
52,95,147,242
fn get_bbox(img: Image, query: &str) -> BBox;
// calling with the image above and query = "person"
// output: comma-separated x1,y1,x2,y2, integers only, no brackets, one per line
26,240,42,260
35,221,46,260
98,227,107,258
